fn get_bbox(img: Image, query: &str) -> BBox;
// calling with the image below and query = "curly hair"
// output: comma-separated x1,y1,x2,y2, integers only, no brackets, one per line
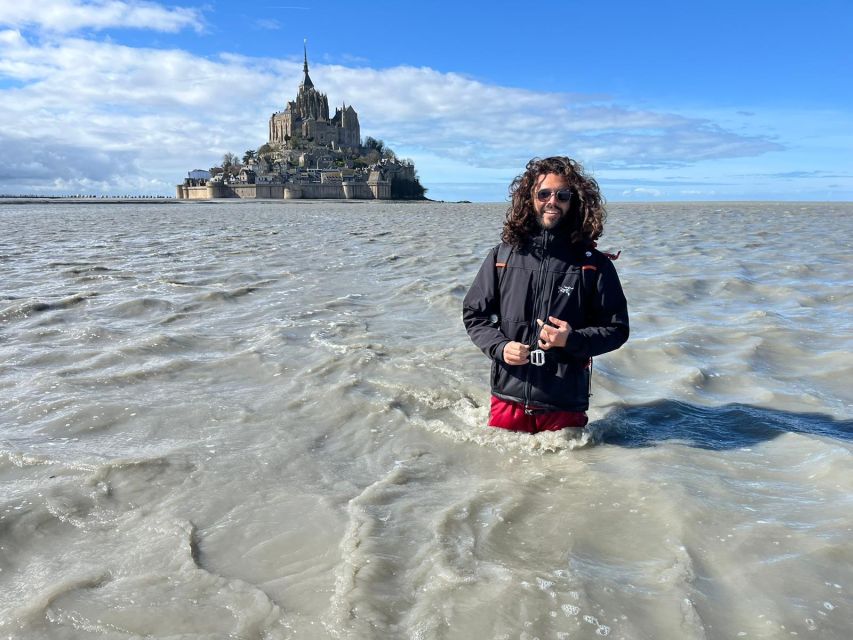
502,156,606,248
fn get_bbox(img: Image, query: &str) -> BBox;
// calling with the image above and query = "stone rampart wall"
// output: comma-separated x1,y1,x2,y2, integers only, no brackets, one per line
177,185,215,200
176,182,387,200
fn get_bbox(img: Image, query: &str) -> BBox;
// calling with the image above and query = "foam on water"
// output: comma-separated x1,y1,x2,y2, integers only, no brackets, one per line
1,200,851,638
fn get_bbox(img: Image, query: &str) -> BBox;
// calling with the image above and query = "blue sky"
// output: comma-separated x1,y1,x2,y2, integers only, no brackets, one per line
0,0,850,201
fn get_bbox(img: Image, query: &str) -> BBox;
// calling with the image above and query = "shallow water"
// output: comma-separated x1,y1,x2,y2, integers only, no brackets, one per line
1,200,851,639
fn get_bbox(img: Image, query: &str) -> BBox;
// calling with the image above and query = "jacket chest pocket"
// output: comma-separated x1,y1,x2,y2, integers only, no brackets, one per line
500,266,537,322
546,269,581,320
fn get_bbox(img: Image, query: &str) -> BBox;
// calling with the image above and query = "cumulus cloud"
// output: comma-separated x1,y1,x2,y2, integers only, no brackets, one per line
0,25,784,196
313,65,782,170
0,0,202,34
0,131,136,189
0,30,283,194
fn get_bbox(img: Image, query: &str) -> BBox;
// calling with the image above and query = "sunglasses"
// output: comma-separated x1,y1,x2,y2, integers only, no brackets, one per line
535,188,573,203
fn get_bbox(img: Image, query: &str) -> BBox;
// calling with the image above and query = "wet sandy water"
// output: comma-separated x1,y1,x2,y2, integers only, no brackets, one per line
1,200,851,638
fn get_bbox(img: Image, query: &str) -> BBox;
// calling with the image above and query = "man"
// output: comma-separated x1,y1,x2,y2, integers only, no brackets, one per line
462,156,629,433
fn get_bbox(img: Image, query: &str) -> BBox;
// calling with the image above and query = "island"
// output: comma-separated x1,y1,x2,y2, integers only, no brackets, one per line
177,45,427,201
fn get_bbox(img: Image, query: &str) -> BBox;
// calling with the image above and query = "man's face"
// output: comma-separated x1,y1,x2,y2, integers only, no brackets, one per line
532,173,572,230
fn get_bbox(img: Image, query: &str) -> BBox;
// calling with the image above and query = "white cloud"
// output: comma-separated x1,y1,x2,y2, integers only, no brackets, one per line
0,0,202,34
678,189,716,196
312,65,781,170
0,28,786,197
622,187,663,198
0,31,282,194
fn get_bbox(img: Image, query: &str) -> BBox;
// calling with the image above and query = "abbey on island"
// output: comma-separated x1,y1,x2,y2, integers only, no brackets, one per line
177,45,425,201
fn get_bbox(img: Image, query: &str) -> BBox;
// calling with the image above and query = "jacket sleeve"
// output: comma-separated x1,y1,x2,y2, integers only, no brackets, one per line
462,247,510,362
562,256,629,359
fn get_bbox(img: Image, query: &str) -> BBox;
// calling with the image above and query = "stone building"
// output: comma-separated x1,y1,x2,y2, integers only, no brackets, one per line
268,45,360,150
177,44,425,201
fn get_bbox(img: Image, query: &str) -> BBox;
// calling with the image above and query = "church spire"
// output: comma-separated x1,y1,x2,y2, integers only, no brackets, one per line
303,40,308,74
301,39,314,90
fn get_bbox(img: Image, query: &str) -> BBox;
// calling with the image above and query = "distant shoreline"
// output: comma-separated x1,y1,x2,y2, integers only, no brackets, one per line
0,197,179,205
0,196,447,205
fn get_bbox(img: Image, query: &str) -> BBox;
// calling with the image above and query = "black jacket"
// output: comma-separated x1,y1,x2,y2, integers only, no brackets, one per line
462,229,629,412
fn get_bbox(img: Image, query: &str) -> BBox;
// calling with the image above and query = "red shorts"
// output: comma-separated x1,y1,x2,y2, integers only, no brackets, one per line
489,396,588,433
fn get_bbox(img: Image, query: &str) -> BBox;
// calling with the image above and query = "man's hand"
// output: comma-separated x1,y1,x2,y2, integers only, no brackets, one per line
502,341,530,365
537,316,571,350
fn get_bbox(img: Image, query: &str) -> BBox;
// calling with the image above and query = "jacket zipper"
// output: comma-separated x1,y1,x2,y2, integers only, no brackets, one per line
523,230,550,414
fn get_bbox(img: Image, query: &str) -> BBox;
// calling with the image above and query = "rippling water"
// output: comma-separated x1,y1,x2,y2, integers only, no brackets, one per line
1,200,851,639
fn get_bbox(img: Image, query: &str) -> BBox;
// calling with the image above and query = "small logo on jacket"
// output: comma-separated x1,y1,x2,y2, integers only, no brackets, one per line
558,284,573,296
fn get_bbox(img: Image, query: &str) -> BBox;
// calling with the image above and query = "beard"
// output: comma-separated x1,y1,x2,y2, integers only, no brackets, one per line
536,207,564,230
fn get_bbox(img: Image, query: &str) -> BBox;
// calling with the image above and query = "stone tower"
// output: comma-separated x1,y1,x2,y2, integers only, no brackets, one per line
269,44,360,150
